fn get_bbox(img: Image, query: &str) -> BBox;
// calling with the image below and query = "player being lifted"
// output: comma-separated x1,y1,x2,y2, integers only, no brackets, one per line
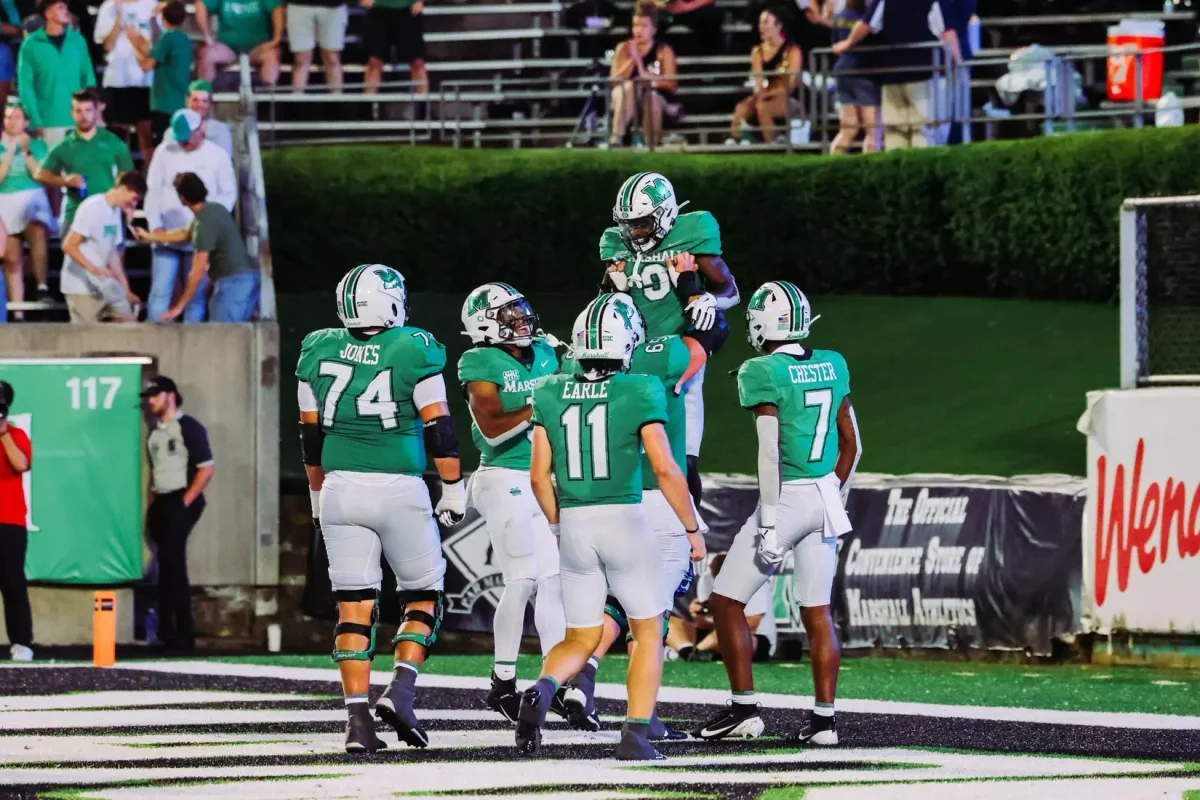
296,264,467,754
600,171,739,504
559,291,707,737
692,281,860,746
458,283,567,720
518,294,701,761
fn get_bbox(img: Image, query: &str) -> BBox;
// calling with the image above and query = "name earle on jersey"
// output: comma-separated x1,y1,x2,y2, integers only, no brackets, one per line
560,381,609,399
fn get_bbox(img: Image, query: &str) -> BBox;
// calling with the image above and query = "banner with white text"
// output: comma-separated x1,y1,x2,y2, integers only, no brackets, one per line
1079,388,1200,634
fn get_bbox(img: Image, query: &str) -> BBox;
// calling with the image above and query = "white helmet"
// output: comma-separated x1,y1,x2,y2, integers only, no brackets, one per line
571,293,641,379
335,264,408,330
745,280,820,353
613,171,682,254
462,282,539,347
606,291,646,348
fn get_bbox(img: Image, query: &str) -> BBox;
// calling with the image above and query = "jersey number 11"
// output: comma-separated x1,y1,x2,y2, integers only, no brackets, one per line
560,403,609,481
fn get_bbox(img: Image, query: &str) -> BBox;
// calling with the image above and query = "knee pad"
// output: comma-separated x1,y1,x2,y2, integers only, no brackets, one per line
331,588,378,663
686,456,703,506
392,589,444,654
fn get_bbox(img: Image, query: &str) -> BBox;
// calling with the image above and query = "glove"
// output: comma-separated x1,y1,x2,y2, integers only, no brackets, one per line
435,479,466,527
606,265,630,292
686,293,718,331
757,526,785,566
548,522,561,537
675,561,695,596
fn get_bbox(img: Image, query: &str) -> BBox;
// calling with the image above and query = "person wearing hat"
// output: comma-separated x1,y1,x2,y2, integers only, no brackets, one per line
15,0,96,149
183,81,232,159
125,0,193,148
143,107,236,323
0,379,34,661
143,375,213,652
134,171,257,322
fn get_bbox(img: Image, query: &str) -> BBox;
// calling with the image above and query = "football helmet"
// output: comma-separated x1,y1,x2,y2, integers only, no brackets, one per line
571,293,640,379
462,282,538,347
613,171,681,254
606,291,646,348
336,264,407,330
744,280,820,353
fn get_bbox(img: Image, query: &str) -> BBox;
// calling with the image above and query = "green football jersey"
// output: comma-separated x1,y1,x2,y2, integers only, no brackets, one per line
598,211,723,339
296,326,447,475
737,347,851,482
531,372,667,508
457,338,559,470
563,336,691,491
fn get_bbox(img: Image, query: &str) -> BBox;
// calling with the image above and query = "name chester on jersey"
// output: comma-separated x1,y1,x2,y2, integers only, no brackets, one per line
788,362,839,385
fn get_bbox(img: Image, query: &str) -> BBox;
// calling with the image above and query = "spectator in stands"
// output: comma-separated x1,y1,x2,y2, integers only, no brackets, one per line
195,0,283,87
0,0,22,110
36,87,135,232
609,1,679,148
0,102,52,314
809,0,881,153
0,380,34,661
287,0,347,91
59,169,144,322
184,81,233,158
662,0,723,55
726,8,801,145
144,108,236,322
16,0,97,149
134,172,258,322
940,0,975,145
126,0,193,148
832,0,959,149
362,0,426,97
94,0,157,164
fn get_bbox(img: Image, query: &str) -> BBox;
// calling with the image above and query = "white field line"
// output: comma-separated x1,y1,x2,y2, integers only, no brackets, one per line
0,692,315,711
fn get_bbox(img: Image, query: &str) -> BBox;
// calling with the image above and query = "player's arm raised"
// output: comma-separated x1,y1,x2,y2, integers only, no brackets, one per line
529,424,559,530
415,374,466,527
297,380,325,522
466,380,532,445
670,252,739,334
642,422,705,561
833,395,861,491
752,403,785,565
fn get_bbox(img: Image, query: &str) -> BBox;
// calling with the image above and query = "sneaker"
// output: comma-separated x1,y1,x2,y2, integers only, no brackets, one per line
614,723,665,761
486,672,522,723
35,285,51,303
692,702,764,741
515,684,552,755
9,644,33,662
724,137,739,146
784,712,838,747
344,704,387,754
375,674,429,749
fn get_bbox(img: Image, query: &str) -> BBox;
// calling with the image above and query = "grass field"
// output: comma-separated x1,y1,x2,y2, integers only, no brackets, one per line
279,292,1116,479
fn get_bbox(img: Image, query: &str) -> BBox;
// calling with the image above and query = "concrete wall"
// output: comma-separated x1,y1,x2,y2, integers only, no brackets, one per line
0,588,135,646
0,323,280,589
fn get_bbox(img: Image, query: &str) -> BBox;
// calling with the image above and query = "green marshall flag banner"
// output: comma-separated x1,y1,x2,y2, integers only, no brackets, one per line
0,358,149,584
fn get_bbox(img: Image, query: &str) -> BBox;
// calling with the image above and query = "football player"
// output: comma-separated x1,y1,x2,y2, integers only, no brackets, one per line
518,294,701,761
600,171,740,506
692,281,860,746
458,282,567,720
558,291,707,739
296,264,467,754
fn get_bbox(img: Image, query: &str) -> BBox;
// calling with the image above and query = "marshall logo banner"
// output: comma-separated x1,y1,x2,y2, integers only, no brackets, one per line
302,474,1083,652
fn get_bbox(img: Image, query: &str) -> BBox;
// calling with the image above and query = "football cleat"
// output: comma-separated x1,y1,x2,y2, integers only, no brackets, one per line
486,672,522,723
614,724,666,761
550,686,571,720
515,684,552,755
345,704,387,754
648,714,687,741
375,679,430,748
784,712,838,747
563,685,601,732
692,702,765,741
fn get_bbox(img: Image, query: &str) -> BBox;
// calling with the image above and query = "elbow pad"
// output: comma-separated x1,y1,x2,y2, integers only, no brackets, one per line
423,415,459,459
300,422,324,467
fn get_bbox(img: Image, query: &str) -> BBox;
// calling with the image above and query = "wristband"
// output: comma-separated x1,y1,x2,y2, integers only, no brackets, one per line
685,526,699,534
759,503,777,529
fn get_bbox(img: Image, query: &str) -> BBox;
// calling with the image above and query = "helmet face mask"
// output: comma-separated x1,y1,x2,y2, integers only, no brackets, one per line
613,172,681,254
462,283,538,347
745,281,818,354
493,297,538,346
336,264,407,331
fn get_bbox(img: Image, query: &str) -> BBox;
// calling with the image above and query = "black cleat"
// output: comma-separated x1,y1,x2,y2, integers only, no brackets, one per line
784,712,838,747
550,686,571,720
345,704,387,754
692,702,765,741
515,684,551,755
562,685,601,732
486,672,522,723
648,713,687,741
614,724,665,761
375,677,430,749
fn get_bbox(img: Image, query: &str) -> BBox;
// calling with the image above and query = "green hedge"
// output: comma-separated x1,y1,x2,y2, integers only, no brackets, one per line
263,127,1200,302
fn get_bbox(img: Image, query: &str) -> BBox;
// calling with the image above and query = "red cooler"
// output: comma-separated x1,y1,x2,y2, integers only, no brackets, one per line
1107,20,1165,102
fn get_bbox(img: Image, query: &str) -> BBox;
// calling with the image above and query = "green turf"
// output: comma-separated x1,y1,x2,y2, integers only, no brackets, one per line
278,292,1115,479
756,789,807,800
210,654,1198,716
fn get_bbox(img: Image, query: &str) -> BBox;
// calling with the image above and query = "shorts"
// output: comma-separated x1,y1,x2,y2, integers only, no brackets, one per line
364,6,425,64
104,87,151,125
711,481,839,608
319,470,447,592
836,75,881,108
468,466,559,584
643,488,691,612
0,188,53,236
287,4,348,53
559,503,662,627
65,285,133,322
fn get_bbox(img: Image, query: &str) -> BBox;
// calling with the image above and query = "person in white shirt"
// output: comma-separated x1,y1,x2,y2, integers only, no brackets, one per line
94,0,158,164
59,170,145,322
144,108,236,322
183,80,233,159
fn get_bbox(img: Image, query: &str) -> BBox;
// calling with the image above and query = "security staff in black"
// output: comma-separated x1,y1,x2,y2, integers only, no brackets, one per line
142,376,214,652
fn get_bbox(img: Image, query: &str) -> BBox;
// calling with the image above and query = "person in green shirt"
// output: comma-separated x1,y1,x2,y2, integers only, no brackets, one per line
134,171,259,322
16,0,97,148
126,0,194,142
35,87,134,232
0,102,52,313
195,0,282,87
